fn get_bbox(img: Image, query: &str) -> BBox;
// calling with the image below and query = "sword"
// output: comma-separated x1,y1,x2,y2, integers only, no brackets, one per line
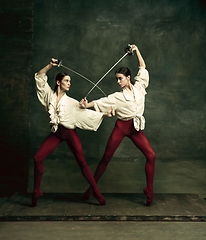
51,60,107,97
84,44,134,98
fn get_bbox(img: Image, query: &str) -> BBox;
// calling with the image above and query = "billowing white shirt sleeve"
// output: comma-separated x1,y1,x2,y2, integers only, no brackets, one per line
93,94,117,113
74,105,104,131
35,73,54,107
134,67,149,89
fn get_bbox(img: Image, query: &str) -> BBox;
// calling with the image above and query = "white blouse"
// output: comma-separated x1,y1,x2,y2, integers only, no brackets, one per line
93,67,149,131
35,73,104,133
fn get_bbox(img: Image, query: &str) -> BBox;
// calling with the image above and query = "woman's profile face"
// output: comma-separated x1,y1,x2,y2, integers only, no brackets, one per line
116,73,130,88
57,76,71,91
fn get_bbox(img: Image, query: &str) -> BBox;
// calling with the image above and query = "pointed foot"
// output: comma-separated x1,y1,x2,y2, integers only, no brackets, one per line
93,192,106,205
32,190,43,207
143,187,153,206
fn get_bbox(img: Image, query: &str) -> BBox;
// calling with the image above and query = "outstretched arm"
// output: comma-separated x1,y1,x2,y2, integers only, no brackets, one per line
103,107,114,117
37,58,58,75
79,98,94,109
79,98,115,117
132,45,146,69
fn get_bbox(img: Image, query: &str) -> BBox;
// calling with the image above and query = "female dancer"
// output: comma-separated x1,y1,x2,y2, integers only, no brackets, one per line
32,58,113,207
80,45,155,206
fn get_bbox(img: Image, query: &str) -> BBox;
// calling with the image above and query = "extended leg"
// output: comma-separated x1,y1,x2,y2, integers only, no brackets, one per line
65,129,106,205
32,133,60,206
129,129,155,206
83,120,125,200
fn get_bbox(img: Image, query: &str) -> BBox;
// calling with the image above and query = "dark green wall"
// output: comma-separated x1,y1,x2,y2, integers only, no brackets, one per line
1,0,205,195
28,0,206,193
0,0,33,196
31,0,206,160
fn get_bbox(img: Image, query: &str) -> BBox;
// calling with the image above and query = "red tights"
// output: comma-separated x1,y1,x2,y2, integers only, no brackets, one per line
33,125,104,202
84,119,155,201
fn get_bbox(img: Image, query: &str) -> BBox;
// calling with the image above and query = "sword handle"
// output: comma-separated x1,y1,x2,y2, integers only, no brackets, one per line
50,59,60,64
125,44,134,55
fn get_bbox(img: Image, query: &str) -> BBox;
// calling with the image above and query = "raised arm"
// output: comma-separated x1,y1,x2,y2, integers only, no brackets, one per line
132,45,146,69
37,58,58,75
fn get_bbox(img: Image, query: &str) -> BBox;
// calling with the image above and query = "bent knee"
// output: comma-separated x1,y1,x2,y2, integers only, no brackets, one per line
77,161,88,169
34,154,44,163
147,151,156,163
75,156,88,168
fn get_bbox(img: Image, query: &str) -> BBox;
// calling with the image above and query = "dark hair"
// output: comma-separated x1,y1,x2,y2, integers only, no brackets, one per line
54,72,69,92
115,67,134,85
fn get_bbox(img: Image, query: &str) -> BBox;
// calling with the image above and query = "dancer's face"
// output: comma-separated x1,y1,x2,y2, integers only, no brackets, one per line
57,76,71,92
116,73,131,88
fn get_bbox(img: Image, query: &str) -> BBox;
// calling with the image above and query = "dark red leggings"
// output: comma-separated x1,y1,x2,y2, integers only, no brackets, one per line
93,119,155,190
33,125,101,195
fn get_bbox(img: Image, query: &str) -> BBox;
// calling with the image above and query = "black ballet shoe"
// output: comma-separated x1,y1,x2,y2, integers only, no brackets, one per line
143,187,153,206
32,191,43,207
81,187,93,201
93,192,106,205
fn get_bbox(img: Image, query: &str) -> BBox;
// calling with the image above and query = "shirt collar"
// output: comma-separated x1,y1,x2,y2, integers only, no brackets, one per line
122,85,135,101
50,92,66,107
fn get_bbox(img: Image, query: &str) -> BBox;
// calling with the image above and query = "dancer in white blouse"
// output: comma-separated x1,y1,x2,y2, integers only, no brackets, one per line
80,45,155,206
32,59,113,207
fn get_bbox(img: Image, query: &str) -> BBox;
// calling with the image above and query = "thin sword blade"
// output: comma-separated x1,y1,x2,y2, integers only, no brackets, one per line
60,64,107,97
85,52,128,98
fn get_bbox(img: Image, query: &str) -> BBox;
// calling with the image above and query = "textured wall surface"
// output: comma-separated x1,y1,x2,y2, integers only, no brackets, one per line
29,0,206,193
17,0,206,193
31,0,206,159
0,1,33,195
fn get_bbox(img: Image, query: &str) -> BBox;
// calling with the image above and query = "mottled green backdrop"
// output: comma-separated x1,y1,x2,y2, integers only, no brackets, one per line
28,0,206,194
0,0,205,195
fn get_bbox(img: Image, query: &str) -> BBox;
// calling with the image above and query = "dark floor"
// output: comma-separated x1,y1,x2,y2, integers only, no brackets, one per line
0,192,206,221
0,221,206,240
0,193,206,240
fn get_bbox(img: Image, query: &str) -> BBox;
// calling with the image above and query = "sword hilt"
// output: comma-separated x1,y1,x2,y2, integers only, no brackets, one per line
50,59,62,69
125,44,134,55
57,60,62,70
